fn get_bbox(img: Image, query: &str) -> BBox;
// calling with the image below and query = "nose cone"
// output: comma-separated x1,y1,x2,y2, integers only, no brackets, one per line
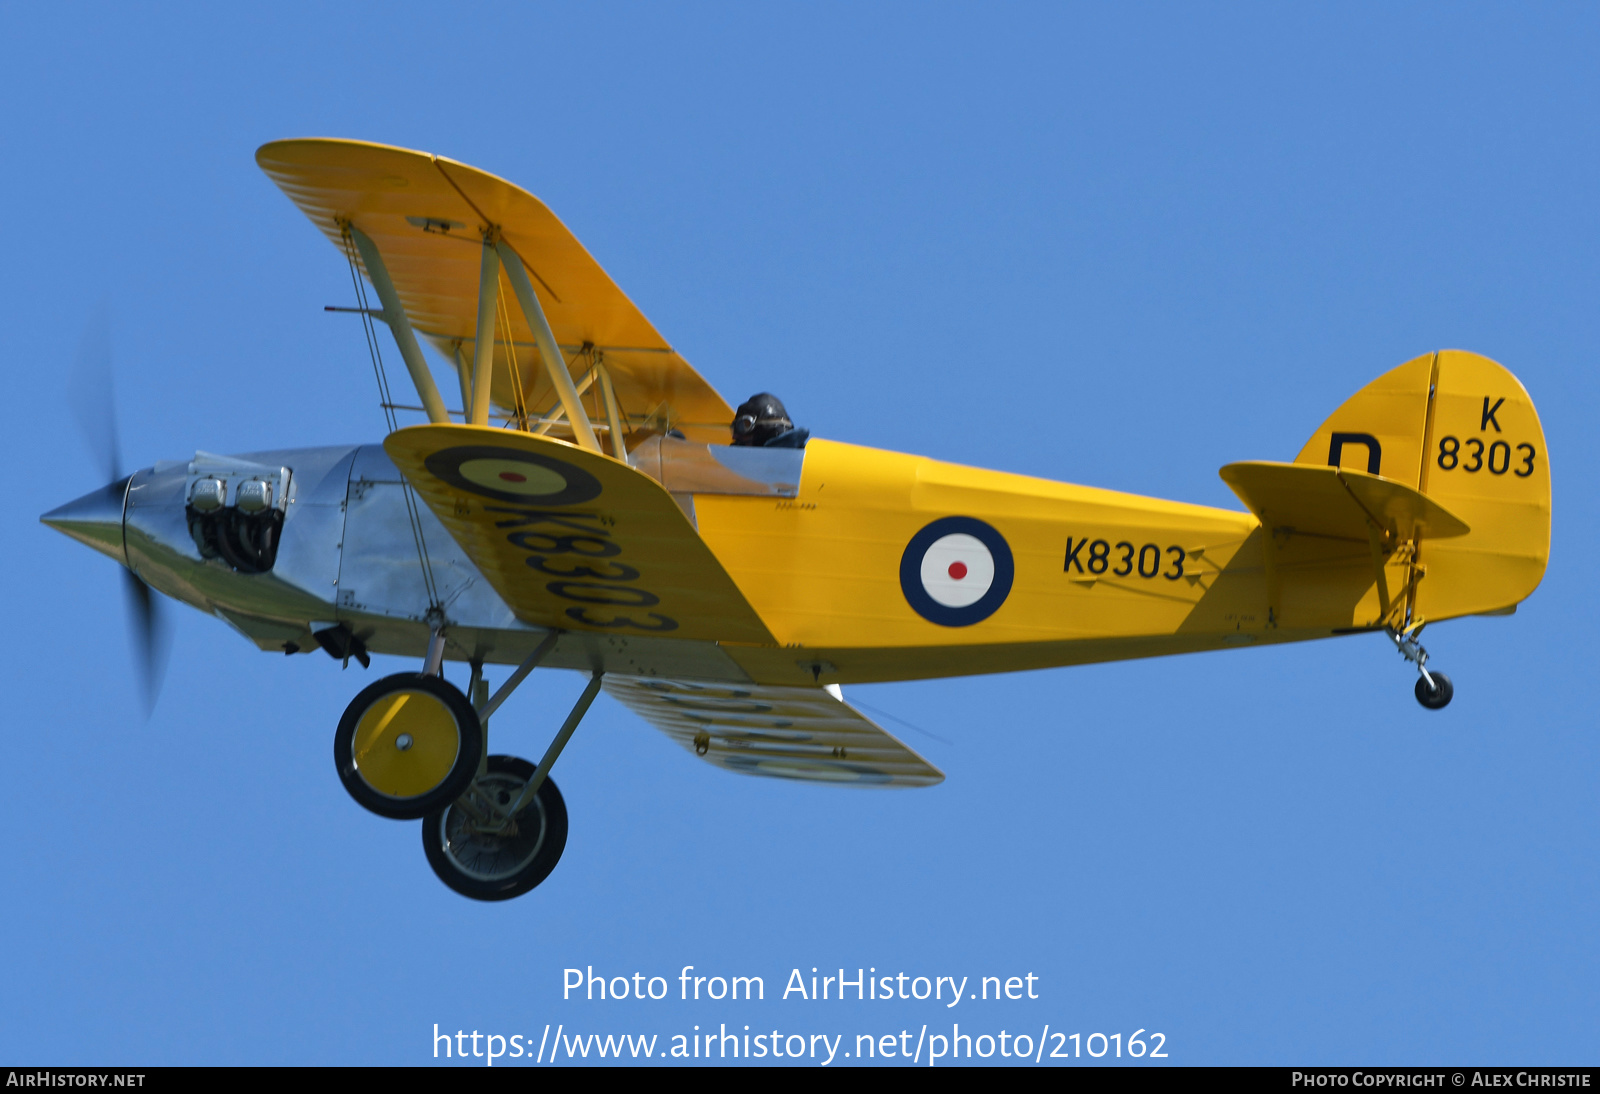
41,475,132,565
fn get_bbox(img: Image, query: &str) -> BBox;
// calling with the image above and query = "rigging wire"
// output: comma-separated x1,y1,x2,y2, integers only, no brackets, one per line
494,276,531,431
585,345,600,426
529,348,600,438
846,697,953,746
340,225,441,611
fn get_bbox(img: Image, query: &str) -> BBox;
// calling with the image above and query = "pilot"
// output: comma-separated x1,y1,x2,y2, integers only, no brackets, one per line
731,393,810,448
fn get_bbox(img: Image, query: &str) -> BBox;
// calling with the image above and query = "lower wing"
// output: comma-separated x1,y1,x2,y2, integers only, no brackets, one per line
605,677,944,787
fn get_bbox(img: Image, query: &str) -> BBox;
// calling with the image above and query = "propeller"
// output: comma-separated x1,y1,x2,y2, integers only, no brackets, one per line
68,304,171,714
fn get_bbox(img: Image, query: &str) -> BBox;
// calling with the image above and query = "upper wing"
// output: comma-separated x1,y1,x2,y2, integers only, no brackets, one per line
385,423,774,644
605,676,945,787
257,138,734,444
1220,461,1470,542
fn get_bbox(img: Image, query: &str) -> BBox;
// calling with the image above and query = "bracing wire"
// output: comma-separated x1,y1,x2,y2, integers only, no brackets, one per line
846,697,953,746
494,277,531,431
341,232,398,436
340,226,441,610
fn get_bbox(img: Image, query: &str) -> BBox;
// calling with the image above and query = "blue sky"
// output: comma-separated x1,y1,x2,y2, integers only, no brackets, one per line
2,2,1596,1066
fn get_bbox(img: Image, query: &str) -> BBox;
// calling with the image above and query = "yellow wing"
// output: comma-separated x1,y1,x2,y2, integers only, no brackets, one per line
257,138,734,444
604,677,944,787
384,424,774,644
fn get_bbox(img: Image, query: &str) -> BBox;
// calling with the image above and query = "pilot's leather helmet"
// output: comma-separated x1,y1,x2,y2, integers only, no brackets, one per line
732,393,793,447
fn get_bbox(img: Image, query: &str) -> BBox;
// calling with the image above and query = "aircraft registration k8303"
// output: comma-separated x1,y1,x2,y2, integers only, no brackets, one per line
42,139,1552,901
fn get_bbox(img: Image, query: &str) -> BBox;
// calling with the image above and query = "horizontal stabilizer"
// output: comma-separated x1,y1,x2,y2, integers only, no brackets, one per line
606,677,944,788
1220,461,1470,542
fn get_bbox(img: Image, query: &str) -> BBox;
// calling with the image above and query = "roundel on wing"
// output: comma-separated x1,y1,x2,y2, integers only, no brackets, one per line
423,445,602,506
899,516,1014,626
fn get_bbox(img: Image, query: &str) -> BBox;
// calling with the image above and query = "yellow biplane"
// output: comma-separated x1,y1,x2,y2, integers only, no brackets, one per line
42,139,1552,901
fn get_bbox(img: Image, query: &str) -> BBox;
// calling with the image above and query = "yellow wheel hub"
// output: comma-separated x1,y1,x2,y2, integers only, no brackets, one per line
351,690,462,799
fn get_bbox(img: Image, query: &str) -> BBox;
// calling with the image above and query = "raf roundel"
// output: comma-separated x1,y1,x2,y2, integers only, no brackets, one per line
422,445,602,507
899,516,1014,627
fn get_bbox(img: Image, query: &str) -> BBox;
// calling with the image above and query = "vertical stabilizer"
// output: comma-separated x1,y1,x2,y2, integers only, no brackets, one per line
1294,351,1550,622
1294,353,1435,488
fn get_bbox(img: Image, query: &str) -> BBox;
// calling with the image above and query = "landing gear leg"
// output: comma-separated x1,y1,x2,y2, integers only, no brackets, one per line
1389,624,1453,710
422,639,601,901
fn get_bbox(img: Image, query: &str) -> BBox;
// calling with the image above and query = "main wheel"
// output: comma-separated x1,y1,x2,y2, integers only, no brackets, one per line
422,755,568,902
333,673,483,820
1415,672,1454,710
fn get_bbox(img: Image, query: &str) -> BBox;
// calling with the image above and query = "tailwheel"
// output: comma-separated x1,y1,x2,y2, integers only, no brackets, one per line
334,673,483,820
1414,672,1454,710
1389,625,1454,712
422,755,568,902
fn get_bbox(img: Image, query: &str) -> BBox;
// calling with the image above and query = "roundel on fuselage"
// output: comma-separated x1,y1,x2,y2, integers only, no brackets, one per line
899,516,1014,626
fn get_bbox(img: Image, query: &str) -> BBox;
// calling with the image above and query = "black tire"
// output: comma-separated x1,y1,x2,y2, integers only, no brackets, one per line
1415,672,1454,710
422,755,568,902
334,673,484,820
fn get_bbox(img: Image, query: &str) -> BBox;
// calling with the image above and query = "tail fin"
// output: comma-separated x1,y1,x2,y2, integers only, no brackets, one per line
1295,351,1551,621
